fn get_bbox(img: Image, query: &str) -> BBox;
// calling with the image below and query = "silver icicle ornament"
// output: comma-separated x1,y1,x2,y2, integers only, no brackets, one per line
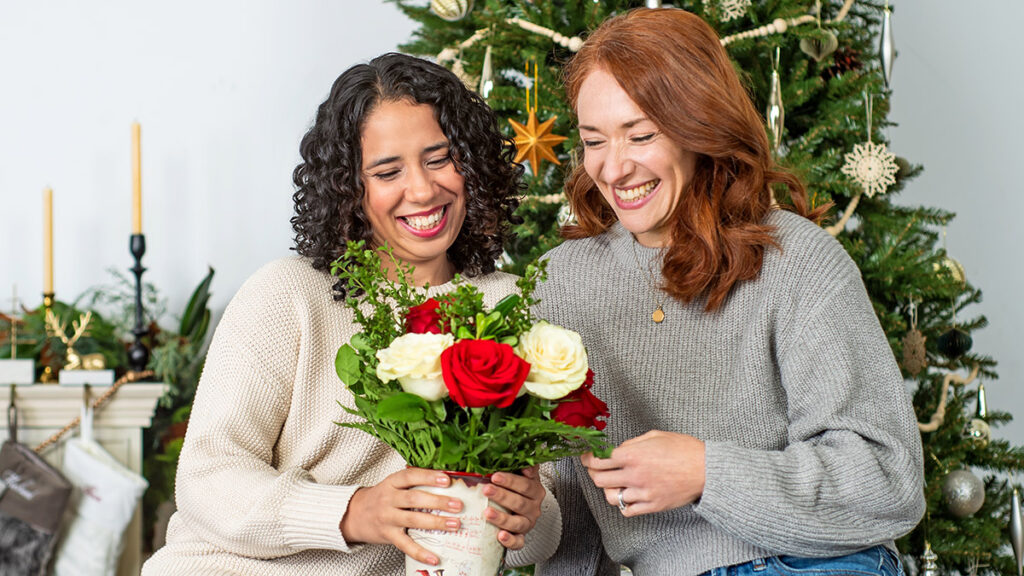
879,2,894,87
478,45,494,99
1012,488,1023,576
766,47,785,155
976,382,988,418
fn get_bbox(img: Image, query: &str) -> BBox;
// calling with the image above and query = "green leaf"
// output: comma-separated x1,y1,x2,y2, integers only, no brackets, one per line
193,309,211,344
377,392,430,422
492,293,520,316
431,399,447,421
349,333,372,352
335,344,362,387
180,267,215,339
352,395,376,416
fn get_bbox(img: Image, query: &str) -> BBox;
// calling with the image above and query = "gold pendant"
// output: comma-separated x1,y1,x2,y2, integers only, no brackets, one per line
652,306,665,323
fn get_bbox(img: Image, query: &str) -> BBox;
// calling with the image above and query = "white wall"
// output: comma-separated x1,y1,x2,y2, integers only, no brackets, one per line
889,0,1024,445
0,0,416,321
2,2,1021,445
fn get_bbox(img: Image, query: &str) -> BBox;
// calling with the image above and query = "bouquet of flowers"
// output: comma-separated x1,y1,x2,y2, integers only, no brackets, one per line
331,242,610,476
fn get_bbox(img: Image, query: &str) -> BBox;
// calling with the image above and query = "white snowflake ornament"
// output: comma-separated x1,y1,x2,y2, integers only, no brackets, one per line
719,0,752,22
841,140,898,198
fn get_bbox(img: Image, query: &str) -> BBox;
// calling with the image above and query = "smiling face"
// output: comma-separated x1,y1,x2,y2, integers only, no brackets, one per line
576,68,698,248
360,99,467,285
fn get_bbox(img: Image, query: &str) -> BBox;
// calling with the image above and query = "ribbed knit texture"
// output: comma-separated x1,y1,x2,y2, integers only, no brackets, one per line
534,210,925,576
143,256,561,575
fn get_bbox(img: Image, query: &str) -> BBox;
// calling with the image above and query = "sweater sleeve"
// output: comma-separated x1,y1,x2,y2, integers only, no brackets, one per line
536,458,619,576
693,262,925,556
173,265,359,558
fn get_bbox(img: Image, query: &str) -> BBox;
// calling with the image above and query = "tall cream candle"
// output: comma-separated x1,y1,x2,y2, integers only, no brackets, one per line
132,121,142,234
43,187,54,293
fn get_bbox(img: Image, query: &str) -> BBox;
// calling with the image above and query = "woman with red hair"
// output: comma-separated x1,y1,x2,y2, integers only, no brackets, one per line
534,8,924,576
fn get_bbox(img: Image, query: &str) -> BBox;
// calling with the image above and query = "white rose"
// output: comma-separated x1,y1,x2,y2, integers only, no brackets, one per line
516,321,589,400
376,332,454,401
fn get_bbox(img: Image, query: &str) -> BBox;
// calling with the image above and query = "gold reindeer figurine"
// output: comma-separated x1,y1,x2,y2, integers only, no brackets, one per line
45,309,107,370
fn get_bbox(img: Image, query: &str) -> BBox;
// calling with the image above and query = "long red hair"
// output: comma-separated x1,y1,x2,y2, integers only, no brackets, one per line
563,8,824,311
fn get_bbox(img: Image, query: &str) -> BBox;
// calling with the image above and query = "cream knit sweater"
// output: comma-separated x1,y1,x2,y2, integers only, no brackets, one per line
142,257,561,575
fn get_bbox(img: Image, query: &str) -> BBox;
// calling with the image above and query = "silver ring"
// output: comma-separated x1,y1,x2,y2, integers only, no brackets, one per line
617,488,628,512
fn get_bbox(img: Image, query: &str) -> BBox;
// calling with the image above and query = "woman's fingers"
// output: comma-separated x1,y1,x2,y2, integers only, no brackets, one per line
581,451,622,470
392,467,454,490
483,502,533,534
586,467,631,490
492,470,543,500
496,529,525,550
391,529,442,566
399,508,462,533
482,482,530,514
398,486,463,514
477,469,544,548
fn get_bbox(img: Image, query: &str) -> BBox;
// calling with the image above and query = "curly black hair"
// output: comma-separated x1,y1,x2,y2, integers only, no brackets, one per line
291,52,523,298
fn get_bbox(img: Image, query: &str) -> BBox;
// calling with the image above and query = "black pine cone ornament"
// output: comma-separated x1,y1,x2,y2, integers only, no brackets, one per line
822,47,862,82
938,327,973,359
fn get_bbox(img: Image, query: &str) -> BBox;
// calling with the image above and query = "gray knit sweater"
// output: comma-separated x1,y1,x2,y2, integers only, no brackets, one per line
533,210,925,576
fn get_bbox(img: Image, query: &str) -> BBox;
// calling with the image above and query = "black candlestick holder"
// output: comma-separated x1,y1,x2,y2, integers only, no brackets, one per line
129,234,149,373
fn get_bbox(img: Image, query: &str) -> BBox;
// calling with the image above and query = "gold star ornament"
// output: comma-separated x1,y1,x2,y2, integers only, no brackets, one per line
509,110,567,175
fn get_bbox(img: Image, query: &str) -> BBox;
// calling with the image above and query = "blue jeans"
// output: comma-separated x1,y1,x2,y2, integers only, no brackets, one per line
699,545,904,576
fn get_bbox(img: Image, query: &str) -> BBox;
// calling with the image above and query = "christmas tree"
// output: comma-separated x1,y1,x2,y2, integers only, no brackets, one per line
390,0,1024,574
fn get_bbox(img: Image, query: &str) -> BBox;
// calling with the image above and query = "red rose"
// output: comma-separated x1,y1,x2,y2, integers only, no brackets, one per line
405,298,446,334
441,339,530,408
552,370,608,430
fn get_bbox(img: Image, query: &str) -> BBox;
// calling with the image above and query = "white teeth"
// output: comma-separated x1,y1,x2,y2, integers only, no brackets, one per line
402,206,445,230
614,180,658,202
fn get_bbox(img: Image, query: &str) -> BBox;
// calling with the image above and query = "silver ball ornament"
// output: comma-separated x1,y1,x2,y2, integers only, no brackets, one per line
963,418,990,448
941,469,985,518
430,0,473,21
556,203,577,227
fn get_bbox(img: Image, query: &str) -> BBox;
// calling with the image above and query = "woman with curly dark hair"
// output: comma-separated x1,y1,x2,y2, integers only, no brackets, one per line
143,53,557,576
534,8,923,576
292,53,522,291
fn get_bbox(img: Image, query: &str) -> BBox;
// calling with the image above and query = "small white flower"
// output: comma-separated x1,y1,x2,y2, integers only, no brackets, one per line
516,321,589,400
376,332,455,401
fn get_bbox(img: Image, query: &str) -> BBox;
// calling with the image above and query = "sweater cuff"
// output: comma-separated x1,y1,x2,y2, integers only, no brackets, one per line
279,480,363,553
693,440,769,526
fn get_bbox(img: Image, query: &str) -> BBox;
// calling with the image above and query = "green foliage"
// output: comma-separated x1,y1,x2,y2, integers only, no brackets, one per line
75,267,167,341
394,1,1023,573
331,241,608,474
2,300,127,373
150,267,215,410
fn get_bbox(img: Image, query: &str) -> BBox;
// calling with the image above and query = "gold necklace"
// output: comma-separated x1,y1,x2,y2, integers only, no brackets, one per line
631,241,666,323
